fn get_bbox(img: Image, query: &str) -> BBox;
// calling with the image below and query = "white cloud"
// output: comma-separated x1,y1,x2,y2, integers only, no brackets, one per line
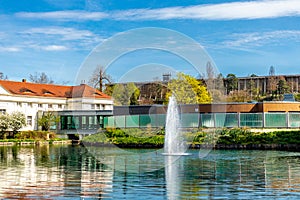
115,0,300,20
41,45,68,51
0,46,21,52
16,10,107,21
18,27,104,51
15,0,300,21
22,27,97,41
223,30,300,47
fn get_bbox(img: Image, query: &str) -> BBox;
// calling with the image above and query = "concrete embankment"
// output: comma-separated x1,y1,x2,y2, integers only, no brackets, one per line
0,140,72,146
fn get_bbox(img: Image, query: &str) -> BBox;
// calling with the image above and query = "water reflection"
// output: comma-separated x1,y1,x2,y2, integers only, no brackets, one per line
1,146,300,199
0,145,114,199
165,156,183,200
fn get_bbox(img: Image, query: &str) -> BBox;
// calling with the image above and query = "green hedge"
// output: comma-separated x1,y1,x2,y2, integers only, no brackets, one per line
82,128,300,146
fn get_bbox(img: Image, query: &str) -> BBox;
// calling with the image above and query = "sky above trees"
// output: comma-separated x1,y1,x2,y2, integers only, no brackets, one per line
1,0,300,84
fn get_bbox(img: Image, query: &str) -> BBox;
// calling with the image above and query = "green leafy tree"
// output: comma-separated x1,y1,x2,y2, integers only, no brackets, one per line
166,72,212,104
9,111,26,135
38,112,59,131
112,82,140,105
277,78,289,95
104,84,114,96
225,73,238,94
294,93,300,102
127,82,140,105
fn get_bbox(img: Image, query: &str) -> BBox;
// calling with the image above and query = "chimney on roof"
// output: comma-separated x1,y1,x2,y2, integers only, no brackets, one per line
22,79,26,83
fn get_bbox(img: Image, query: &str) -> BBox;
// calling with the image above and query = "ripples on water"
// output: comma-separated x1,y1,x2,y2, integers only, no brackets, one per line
0,145,300,199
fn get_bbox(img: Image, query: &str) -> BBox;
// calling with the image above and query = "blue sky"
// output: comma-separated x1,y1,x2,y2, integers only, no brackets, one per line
1,0,300,84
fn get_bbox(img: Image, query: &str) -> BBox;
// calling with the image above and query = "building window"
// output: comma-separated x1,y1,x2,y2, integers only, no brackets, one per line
49,104,53,109
28,103,33,108
38,104,43,108
96,104,100,110
82,116,86,129
58,104,62,109
0,109,6,114
91,104,95,109
27,116,32,126
17,102,22,107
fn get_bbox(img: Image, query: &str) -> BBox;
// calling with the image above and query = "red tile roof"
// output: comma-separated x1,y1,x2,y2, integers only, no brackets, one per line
0,80,111,99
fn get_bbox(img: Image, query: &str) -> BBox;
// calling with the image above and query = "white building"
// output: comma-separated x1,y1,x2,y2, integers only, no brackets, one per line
0,79,113,131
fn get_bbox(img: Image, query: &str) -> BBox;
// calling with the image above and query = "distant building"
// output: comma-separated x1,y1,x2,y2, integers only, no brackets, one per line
226,74,300,95
0,79,113,132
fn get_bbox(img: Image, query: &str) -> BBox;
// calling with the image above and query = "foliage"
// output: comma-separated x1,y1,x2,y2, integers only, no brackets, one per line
227,90,251,102
277,78,289,94
29,72,54,84
215,129,300,145
38,112,59,131
128,82,140,105
225,73,238,94
294,93,300,102
165,72,212,104
182,128,300,146
248,79,261,101
82,128,300,147
8,111,26,134
82,128,165,146
112,82,140,105
0,113,10,133
104,84,114,96
15,131,56,140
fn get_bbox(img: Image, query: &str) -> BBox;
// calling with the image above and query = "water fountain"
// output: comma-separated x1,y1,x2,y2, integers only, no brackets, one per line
163,94,190,156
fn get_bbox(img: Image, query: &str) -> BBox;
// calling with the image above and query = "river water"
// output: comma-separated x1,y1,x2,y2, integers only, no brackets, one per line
1,145,300,199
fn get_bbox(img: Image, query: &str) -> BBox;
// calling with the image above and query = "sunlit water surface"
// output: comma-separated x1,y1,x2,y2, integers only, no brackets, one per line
1,145,300,199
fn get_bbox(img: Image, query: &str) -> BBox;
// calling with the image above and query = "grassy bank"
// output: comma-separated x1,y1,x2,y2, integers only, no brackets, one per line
0,131,69,145
82,128,164,147
82,128,300,148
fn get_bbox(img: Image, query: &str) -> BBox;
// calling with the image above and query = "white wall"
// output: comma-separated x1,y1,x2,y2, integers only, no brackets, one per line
0,93,113,131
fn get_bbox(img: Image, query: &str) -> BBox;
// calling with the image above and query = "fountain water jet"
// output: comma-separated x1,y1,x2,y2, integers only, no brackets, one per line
163,94,190,156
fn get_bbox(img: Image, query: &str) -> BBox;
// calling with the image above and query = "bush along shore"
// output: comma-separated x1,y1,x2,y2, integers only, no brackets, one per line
0,131,71,145
82,128,300,150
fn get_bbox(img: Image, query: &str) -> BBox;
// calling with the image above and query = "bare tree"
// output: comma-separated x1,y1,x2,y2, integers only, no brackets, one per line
88,66,112,92
0,72,8,80
29,72,54,84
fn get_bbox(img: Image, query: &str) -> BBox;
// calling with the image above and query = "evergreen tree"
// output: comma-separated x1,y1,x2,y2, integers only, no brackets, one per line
225,73,238,94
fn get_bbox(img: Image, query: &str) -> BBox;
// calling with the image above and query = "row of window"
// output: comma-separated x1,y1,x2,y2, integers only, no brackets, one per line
61,115,104,130
91,104,106,110
16,102,64,109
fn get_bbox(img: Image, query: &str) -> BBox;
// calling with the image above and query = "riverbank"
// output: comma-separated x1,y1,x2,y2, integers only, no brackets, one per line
0,139,72,146
0,130,72,146
81,128,300,150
